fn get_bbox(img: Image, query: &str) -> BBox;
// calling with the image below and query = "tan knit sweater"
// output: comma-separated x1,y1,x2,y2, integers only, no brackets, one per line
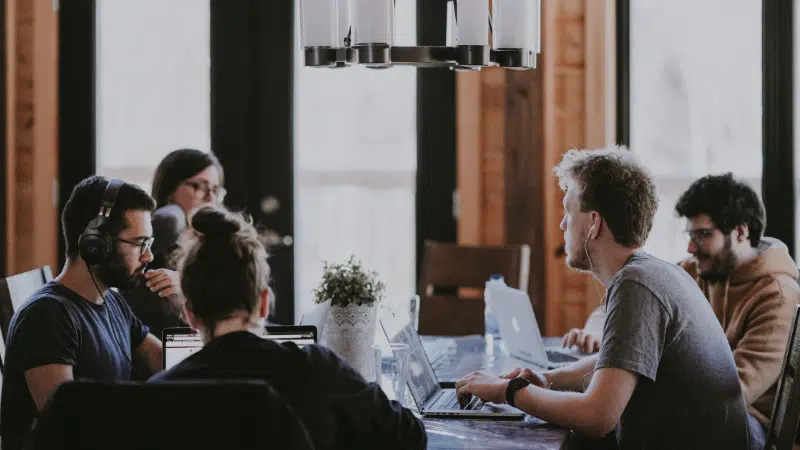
680,238,800,426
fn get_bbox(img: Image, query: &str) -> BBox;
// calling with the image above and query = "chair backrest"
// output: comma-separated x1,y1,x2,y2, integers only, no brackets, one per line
418,240,530,336
0,266,53,340
765,305,800,450
27,380,315,450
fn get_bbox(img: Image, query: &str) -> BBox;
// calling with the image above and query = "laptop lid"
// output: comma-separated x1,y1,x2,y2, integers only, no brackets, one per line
379,303,441,409
264,325,317,347
488,285,550,367
299,300,330,337
162,326,319,370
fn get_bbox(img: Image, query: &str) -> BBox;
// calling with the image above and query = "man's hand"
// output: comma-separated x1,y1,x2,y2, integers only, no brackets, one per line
144,269,183,300
455,372,510,407
562,328,601,354
501,367,549,388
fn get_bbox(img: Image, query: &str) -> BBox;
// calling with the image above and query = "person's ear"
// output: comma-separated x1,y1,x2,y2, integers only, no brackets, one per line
735,224,749,244
183,304,199,330
258,289,269,319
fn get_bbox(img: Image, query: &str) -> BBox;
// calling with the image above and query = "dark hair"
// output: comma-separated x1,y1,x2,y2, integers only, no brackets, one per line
62,176,156,259
176,206,270,331
675,173,765,247
554,146,658,248
151,149,225,208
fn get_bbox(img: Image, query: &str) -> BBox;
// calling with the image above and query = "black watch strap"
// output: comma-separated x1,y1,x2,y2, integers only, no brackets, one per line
505,377,531,408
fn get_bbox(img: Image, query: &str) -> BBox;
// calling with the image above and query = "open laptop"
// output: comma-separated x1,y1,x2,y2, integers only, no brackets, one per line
299,300,330,337
162,325,318,370
489,285,585,369
379,303,525,419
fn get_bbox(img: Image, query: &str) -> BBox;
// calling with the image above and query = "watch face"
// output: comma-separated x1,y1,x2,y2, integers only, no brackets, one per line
506,377,531,407
515,377,531,389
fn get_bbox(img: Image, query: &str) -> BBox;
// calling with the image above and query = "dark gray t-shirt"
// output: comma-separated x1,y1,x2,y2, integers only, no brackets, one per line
597,252,750,450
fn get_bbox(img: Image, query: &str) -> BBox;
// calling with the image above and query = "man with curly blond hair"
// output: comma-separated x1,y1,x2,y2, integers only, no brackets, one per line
455,147,752,450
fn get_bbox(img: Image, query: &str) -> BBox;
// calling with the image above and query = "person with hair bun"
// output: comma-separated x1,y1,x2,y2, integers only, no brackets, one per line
149,205,426,450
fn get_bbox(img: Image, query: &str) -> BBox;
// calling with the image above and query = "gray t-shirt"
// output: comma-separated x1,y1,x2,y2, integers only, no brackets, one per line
597,252,750,450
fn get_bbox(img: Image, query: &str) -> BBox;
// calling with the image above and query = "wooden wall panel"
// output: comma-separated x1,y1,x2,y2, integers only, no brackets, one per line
5,0,59,276
505,66,546,329
457,0,616,336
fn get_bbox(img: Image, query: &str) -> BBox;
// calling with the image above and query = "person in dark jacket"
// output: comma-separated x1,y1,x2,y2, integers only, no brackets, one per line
148,205,426,450
123,149,225,342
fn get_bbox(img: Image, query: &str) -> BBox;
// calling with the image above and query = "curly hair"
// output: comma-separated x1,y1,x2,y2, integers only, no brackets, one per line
553,146,658,248
675,173,764,248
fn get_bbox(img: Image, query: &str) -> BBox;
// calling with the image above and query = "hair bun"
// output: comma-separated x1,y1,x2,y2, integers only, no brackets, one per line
191,206,240,238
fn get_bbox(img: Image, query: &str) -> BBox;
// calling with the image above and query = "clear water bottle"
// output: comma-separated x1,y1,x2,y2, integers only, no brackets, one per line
484,274,505,340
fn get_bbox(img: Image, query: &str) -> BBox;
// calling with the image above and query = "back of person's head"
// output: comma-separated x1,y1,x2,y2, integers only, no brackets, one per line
675,172,765,248
176,206,270,331
151,149,225,208
553,145,658,248
62,176,156,260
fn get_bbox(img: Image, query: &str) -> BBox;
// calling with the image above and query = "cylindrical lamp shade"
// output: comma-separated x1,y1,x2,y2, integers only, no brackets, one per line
446,0,457,47
300,0,339,48
352,0,394,45
457,0,489,46
493,0,535,49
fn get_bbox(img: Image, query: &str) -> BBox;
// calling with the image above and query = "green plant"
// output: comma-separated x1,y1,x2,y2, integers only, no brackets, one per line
313,255,386,307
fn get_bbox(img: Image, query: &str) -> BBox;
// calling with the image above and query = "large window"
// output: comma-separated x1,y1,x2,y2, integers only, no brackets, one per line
293,4,417,322
631,0,762,263
95,0,211,194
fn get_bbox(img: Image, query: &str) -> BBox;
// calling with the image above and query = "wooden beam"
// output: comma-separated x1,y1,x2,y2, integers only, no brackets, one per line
6,0,58,275
505,66,546,329
457,71,483,245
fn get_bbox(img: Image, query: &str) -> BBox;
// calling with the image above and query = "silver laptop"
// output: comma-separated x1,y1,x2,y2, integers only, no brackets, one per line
162,326,318,370
489,285,584,369
379,303,525,419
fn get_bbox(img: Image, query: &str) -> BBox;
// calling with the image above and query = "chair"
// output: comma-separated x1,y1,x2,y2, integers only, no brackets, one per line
0,266,53,370
0,266,54,340
417,240,530,336
26,380,315,450
765,305,800,450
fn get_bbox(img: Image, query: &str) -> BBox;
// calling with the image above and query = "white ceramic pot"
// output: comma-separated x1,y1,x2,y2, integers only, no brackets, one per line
320,303,378,379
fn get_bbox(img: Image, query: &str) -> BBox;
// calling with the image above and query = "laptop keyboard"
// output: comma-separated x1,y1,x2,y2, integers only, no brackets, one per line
432,390,483,411
546,349,579,364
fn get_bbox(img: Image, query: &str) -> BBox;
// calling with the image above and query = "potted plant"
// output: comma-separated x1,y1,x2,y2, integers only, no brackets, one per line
313,255,386,378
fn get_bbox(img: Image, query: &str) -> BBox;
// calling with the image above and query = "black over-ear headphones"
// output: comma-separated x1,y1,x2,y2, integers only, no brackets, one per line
78,179,125,265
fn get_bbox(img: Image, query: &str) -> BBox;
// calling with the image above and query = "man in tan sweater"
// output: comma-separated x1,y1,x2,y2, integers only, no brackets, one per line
563,173,800,446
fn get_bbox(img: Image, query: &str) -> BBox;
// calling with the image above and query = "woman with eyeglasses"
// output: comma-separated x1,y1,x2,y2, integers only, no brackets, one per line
122,149,226,353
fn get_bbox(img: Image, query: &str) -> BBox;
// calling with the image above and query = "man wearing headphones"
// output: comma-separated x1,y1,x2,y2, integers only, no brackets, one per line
0,176,177,450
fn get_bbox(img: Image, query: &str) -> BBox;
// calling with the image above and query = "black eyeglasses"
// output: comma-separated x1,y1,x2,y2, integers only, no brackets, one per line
116,236,155,255
683,228,717,245
182,181,226,203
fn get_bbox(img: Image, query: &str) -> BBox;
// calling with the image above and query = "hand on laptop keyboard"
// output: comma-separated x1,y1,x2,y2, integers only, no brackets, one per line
561,328,601,354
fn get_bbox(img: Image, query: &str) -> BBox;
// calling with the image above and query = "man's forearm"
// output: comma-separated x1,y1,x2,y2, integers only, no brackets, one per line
514,385,605,438
544,354,599,392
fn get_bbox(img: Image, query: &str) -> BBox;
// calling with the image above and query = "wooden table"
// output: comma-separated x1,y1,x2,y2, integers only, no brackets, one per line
421,335,570,450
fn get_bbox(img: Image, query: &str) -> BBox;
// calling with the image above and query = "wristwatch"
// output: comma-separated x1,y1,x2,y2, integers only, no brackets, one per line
505,377,531,408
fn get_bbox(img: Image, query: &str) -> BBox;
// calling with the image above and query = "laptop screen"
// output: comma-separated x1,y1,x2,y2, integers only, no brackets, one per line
162,326,318,370
163,329,203,370
379,304,440,407
263,326,317,347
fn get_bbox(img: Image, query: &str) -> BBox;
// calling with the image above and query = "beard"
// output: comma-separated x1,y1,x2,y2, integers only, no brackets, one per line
696,234,738,283
95,249,144,290
566,233,593,273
